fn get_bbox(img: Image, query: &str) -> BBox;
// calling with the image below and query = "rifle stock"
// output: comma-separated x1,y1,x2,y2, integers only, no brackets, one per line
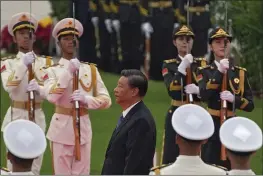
220,73,227,160
28,64,35,122
186,67,193,103
72,0,81,161
144,36,151,79
73,71,81,161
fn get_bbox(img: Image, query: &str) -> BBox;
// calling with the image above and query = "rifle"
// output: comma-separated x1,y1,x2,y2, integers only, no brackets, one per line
72,0,81,161
28,0,35,122
220,1,228,161
144,32,151,79
186,0,193,103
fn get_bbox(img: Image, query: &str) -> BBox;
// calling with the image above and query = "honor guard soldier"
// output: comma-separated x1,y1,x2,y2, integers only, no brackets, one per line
220,117,262,175
0,12,53,175
161,25,207,165
178,0,211,57
150,104,227,175
69,0,98,63
110,0,150,70
1,119,47,175
90,0,114,72
197,27,254,169
44,18,112,175
146,0,179,80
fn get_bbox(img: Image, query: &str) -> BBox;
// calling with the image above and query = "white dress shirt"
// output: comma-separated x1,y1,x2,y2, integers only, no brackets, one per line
122,101,140,118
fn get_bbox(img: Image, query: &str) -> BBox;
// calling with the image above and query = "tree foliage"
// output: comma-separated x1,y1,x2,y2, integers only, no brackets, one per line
48,0,69,21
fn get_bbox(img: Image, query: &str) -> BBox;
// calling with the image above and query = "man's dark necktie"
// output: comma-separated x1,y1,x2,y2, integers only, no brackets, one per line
116,115,124,129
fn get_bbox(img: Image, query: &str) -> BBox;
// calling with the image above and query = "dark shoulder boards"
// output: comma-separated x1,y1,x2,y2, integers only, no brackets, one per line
1,55,16,61
163,58,177,64
234,66,247,71
211,164,228,171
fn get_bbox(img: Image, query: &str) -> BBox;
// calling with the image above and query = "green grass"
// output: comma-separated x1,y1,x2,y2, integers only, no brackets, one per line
1,71,262,174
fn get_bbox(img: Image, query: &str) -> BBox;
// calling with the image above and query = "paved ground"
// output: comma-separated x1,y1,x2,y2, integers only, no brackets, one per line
1,1,52,29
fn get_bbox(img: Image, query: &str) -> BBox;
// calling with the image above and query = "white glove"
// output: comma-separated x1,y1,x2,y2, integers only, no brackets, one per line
141,22,153,36
184,84,199,95
104,19,112,33
184,54,193,63
220,90,234,103
70,90,87,104
22,52,35,66
178,54,193,75
174,23,179,29
91,17,99,27
27,79,40,93
218,58,229,73
67,58,80,74
112,19,120,32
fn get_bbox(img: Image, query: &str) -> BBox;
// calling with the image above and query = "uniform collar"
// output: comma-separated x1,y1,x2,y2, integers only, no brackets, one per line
16,51,37,60
214,60,220,68
228,169,255,175
16,51,25,59
10,171,34,175
174,155,203,165
58,57,70,67
178,55,184,60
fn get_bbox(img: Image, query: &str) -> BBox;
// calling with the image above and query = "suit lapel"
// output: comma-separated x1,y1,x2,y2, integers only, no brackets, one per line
108,101,144,145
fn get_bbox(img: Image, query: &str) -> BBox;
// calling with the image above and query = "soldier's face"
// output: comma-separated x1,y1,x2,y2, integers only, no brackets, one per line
210,38,231,58
174,36,193,53
114,76,137,104
13,28,35,50
58,35,79,54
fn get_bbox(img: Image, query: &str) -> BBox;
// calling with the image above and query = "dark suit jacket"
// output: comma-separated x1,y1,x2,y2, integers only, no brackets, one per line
101,101,156,175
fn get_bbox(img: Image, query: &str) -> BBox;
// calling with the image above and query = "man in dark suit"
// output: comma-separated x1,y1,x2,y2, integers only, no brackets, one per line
101,69,156,175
